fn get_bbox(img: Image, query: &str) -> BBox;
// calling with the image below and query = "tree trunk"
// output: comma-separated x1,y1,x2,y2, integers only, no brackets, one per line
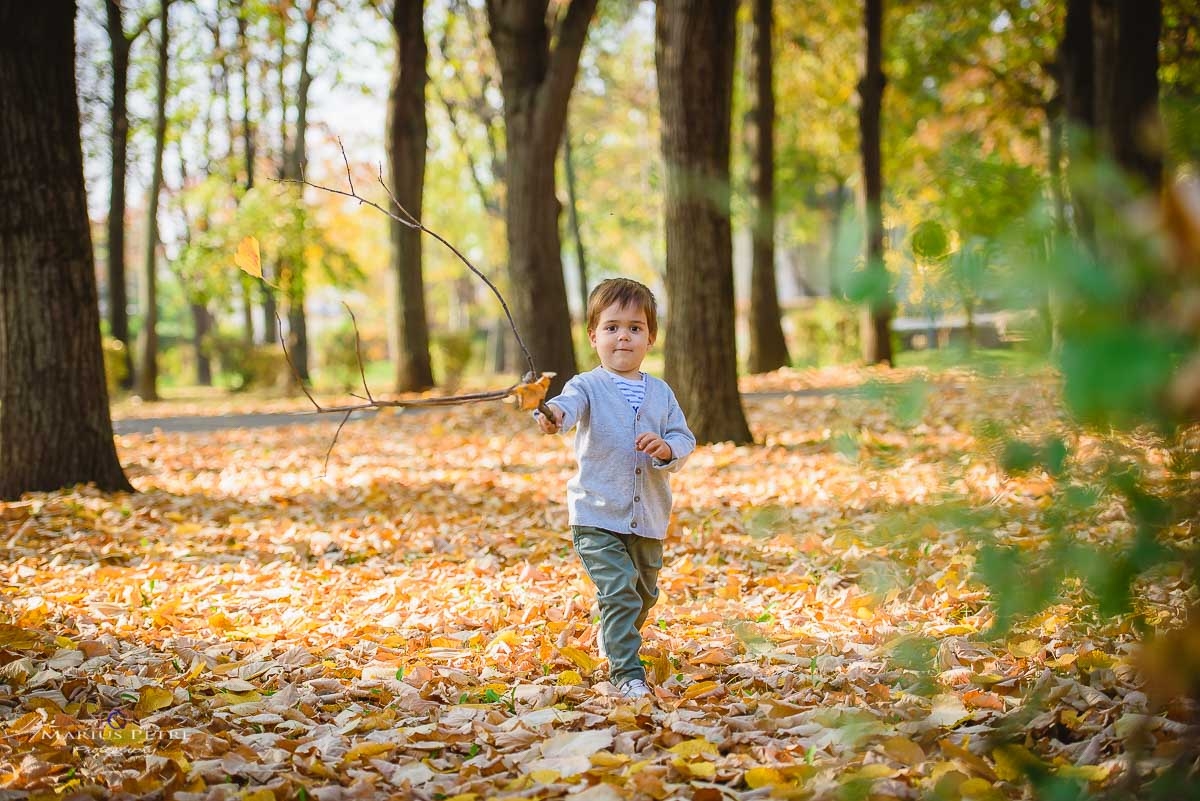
388,0,434,393
745,0,790,374
136,0,172,401
191,303,213,385
656,0,752,445
1109,0,1163,191
1045,101,1067,353
279,0,320,384
104,0,137,390
486,0,597,393
1058,0,1096,241
858,0,893,365
0,4,132,499
564,120,589,320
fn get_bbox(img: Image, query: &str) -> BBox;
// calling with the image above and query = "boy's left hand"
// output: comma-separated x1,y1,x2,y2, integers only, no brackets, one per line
635,433,672,460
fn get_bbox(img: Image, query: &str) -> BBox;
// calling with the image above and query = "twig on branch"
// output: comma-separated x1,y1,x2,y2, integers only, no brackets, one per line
268,137,562,472
284,138,535,375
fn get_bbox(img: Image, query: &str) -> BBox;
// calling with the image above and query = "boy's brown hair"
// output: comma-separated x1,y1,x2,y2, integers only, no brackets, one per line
586,278,659,340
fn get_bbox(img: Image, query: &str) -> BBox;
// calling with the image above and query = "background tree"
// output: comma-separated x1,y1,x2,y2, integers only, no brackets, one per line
745,0,790,373
0,3,131,499
135,0,172,401
388,0,435,392
279,0,322,384
656,0,752,445
103,0,154,391
857,0,892,365
485,0,597,392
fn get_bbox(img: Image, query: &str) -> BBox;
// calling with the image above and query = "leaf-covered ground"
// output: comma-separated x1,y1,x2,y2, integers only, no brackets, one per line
2,367,1195,800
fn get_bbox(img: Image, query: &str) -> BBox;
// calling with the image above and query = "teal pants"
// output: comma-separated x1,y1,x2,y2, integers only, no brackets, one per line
571,525,663,686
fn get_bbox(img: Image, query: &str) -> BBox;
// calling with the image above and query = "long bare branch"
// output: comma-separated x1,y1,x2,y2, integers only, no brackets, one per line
283,138,534,375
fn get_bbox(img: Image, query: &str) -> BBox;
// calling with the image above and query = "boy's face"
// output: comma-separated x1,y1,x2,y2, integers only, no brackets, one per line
589,301,654,378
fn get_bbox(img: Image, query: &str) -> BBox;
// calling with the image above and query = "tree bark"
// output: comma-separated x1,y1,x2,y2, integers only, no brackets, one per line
191,303,213,385
388,0,434,392
485,0,597,394
136,0,172,401
0,4,133,499
235,3,256,346
656,0,752,445
1109,0,1163,191
858,0,893,365
1059,0,1096,241
280,0,321,384
745,0,790,374
103,0,145,391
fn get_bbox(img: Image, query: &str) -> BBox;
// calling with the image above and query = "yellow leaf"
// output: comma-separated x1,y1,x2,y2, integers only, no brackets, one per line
239,791,275,801
882,736,926,766
102,724,147,746
340,742,395,766
530,769,561,783
0,624,39,649
847,763,897,781
672,756,717,779
234,236,263,280
745,766,784,788
557,670,583,686
958,777,1003,800
668,738,719,758
135,687,174,716
681,680,720,700
590,752,628,768
991,744,1047,783
1008,639,1042,659
1056,763,1114,782
559,646,598,673
1046,652,1077,669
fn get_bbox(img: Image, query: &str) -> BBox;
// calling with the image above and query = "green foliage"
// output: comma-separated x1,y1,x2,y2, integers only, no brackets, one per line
431,330,476,388
204,330,290,392
785,300,860,367
102,337,129,396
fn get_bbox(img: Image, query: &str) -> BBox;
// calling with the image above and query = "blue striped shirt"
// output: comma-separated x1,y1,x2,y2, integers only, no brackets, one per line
607,371,646,412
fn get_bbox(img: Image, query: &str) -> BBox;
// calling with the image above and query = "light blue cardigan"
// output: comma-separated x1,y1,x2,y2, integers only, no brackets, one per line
547,367,696,540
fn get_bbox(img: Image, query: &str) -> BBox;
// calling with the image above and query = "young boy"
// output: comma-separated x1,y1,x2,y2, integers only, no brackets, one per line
535,278,696,700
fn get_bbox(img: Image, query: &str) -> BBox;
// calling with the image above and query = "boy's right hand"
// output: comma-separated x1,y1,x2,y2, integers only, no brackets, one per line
535,404,563,434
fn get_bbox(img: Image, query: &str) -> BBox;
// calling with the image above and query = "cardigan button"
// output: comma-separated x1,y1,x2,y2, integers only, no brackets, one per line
634,495,640,502
635,468,642,475
631,521,637,528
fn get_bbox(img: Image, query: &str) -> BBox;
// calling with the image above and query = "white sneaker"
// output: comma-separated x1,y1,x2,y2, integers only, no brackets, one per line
619,678,652,699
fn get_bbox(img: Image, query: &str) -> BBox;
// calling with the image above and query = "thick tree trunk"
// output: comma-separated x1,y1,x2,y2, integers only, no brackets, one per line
858,0,893,365
388,0,434,393
746,0,790,374
136,0,172,401
0,4,132,499
1109,0,1163,191
104,0,136,390
486,0,597,394
656,0,752,445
